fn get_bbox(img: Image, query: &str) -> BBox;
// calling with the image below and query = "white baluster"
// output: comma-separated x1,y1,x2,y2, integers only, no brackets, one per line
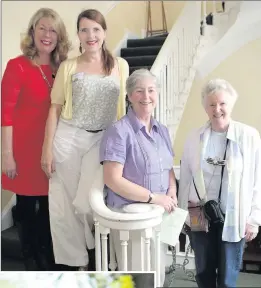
166,58,171,126
94,218,101,271
177,37,180,96
141,235,145,270
120,230,129,271
176,241,180,254
169,54,174,126
109,233,117,271
181,29,185,85
173,48,178,121
159,70,164,123
186,235,194,255
100,226,110,271
189,34,193,66
155,226,161,287
202,1,207,36
185,234,189,252
155,69,160,120
184,31,188,74
142,228,152,271
162,66,167,125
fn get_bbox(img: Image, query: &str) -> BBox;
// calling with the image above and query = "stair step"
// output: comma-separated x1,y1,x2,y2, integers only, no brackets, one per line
130,66,152,74
127,37,167,48
121,46,161,57
1,256,25,271
1,225,22,259
124,55,156,67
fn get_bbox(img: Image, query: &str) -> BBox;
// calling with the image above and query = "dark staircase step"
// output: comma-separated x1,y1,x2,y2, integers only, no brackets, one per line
130,66,152,75
127,37,167,48
121,46,161,57
124,55,156,67
1,256,25,271
1,225,22,259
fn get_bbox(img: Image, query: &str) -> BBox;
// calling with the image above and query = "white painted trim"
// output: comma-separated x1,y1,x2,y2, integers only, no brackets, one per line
104,1,119,15
113,29,140,57
141,29,146,38
1,194,16,231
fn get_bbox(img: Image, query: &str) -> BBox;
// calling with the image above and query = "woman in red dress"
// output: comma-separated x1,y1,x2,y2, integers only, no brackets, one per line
1,8,70,270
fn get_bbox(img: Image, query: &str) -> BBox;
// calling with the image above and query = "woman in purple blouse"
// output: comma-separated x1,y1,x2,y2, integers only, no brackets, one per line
100,69,177,285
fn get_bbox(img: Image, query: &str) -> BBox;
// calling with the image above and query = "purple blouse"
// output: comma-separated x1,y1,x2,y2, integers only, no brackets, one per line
100,108,174,208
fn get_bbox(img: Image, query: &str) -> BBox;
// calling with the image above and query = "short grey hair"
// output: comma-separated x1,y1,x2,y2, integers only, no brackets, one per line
126,69,160,96
201,78,238,107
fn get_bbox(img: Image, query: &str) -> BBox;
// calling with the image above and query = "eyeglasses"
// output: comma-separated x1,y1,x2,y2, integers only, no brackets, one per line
205,157,226,166
37,27,57,36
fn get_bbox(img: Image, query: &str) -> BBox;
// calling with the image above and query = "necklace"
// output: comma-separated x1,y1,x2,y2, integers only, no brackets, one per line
34,59,53,89
37,65,52,89
205,130,227,166
204,131,226,194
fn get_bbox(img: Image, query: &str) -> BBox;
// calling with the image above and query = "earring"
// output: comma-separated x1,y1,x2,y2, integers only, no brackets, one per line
79,42,82,53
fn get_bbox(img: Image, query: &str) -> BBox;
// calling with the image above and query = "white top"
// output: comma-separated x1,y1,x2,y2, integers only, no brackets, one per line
62,73,120,130
202,130,228,212
189,130,229,213
179,120,261,242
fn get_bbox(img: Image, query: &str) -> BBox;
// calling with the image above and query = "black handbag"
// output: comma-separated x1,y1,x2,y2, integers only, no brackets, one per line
193,139,229,225
203,199,225,224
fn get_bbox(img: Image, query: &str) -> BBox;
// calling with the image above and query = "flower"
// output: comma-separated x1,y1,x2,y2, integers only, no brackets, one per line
110,275,134,288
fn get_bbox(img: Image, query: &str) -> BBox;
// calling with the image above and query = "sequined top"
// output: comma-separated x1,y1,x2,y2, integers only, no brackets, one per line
62,72,120,130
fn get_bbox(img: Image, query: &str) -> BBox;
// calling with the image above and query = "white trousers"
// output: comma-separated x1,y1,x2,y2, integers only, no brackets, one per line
49,120,103,266
109,206,166,286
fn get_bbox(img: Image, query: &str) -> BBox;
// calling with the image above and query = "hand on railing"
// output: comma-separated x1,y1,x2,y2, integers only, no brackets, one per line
151,194,177,213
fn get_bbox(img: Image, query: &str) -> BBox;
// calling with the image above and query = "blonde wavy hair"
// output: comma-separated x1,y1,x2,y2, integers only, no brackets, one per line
20,8,71,69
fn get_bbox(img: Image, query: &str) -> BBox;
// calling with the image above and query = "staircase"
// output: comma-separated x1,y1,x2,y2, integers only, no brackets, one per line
120,34,168,75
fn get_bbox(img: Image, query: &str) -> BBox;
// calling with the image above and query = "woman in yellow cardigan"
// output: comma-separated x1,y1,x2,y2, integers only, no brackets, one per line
41,9,129,271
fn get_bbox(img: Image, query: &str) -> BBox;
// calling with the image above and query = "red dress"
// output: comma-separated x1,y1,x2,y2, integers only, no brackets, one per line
1,55,54,196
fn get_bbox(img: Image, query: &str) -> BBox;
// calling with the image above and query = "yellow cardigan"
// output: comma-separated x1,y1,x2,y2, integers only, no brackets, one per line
51,56,129,120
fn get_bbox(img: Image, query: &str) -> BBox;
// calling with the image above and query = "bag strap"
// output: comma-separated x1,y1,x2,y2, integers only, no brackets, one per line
193,138,229,203
218,138,229,202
